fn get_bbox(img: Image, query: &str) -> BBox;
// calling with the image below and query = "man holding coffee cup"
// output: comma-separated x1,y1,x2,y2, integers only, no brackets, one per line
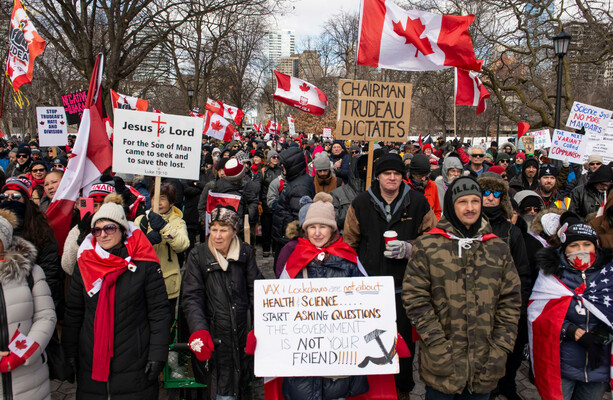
343,153,436,394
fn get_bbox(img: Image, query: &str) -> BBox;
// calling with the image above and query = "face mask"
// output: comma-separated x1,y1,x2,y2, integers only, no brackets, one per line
566,250,597,271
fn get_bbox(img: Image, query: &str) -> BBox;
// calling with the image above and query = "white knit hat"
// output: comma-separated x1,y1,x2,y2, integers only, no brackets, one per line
91,193,130,231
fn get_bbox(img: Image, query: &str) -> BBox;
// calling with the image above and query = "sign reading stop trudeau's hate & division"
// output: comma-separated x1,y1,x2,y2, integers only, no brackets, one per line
36,107,68,146
336,79,412,141
254,276,399,377
112,109,203,180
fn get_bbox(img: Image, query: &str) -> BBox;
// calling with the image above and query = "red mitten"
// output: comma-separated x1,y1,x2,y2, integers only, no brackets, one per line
189,330,214,361
396,333,411,358
0,352,26,372
246,330,257,355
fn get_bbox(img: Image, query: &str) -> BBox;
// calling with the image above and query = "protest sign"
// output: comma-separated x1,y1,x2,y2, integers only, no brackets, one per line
61,90,87,125
549,129,584,164
580,120,613,164
565,101,612,135
112,109,203,180
288,117,296,136
336,79,412,141
530,129,551,150
322,127,333,139
36,107,68,146
254,276,399,377
521,135,534,155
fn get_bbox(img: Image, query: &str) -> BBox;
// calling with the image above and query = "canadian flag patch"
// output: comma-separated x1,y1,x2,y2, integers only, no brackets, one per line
8,329,39,359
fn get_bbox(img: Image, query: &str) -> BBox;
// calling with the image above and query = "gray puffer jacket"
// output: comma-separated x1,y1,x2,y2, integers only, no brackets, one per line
0,237,57,400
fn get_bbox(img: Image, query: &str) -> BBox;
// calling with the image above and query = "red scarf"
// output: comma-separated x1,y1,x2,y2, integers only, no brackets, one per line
25,172,44,189
77,226,159,382
284,237,357,279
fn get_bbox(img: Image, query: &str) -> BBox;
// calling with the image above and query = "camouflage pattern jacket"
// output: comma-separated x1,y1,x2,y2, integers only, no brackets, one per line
402,217,521,395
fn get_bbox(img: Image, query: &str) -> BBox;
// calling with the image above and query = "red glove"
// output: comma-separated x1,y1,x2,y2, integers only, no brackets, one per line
0,352,26,372
189,330,214,361
246,330,256,355
396,334,411,358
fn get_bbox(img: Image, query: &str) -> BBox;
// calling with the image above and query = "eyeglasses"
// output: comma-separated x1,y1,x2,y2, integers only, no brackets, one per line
91,224,119,237
498,160,509,164
270,156,279,159
483,190,502,198
31,168,46,173
0,193,22,201
352,151,360,155
47,149,53,152
17,155,28,159
471,153,484,158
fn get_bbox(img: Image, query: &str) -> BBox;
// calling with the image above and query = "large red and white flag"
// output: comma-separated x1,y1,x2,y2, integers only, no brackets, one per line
204,192,242,234
47,54,112,252
455,68,490,114
273,71,328,116
110,89,149,111
265,120,280,134
6,0,45,92
206,98,244,125
528,270,613,400
357,0,482,72
202,110,235,142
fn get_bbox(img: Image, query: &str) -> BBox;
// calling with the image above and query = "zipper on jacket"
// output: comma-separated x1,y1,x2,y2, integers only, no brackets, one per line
0,284,13,400
582,271,589,383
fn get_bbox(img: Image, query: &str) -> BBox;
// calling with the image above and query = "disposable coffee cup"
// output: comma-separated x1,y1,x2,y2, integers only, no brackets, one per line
383,230,398,245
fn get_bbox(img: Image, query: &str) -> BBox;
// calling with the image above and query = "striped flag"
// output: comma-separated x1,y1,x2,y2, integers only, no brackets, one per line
110,89,149,111
455,68,490,114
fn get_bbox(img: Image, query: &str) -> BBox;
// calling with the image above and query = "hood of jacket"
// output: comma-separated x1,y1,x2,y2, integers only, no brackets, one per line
477,175,512,219
0,236,37,285
536,245,613,276
530,208,565,236
163,205,184,220
500,142,516,154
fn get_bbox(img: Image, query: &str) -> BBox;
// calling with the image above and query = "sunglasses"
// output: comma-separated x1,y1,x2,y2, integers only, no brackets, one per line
589,162,602,166
483,190,502,198
471,153,484,158
0,193,22,201
498,160,509,164
17,154,28,159
91,224,119,237
270,156,279,159
352,151,360,155
31,168,46,173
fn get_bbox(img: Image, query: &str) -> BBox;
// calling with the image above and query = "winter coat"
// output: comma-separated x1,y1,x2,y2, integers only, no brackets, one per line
463,162,490,178
266,175,284,210
407,179,442,220
281,253,369,400
569,182,605,219
329,153,351,184
535,247,613,383
402,217,521,395
61,226,80,275
135,207,190,299
343,181,437,288
63,248,171,400
434,176,448,212
0,237,56,400
182,170,214,229
197,177,260,228
508,158,539,194
591,193,613,249
330,155,365,231
272,174,315,246
313,174,341,194
182,241,263,397
260,164,283,213
38,195,51,213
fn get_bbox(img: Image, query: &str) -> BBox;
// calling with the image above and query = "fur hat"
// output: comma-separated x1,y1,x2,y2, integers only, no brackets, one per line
530,208,565,236
302,192,337,231
210,205,240,231
91,193,129,231
477,175,512,219
0,209,17,250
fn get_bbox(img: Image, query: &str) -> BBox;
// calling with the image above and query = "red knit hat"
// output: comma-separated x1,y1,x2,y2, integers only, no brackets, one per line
488,166,506,175
224,159,246,182
423,144,433,151
2,177,32,199
515,152,526,160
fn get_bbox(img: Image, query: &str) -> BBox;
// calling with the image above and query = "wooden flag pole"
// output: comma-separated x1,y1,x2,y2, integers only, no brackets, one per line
152,176,161,213
454,103,458,140
244,214,251,245
365,141,375,190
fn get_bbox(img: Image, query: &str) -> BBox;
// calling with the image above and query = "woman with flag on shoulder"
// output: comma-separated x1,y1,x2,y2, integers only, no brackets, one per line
530,211,613,400
62,193,171,399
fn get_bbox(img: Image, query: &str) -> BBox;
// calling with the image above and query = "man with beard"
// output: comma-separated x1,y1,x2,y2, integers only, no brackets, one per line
509,157,539,195
403,177,521,400
312,152,341,194
478,173,531,400
569,164,612,219
536,164,567,209
11,146,33,177
407,153,441,220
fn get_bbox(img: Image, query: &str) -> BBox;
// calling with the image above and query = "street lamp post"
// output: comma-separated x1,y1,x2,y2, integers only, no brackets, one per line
553,30,571,130
187,87,194,110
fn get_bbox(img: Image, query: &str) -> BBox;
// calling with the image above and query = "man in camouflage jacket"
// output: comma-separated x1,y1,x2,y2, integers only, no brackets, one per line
402,177,521,398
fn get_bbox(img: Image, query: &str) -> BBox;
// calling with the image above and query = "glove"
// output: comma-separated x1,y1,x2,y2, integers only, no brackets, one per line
246,330,256,355
148,211,167,231
576,332,607,370
189,330,214,361
144,360,165,381
396,334,411,358
384,240,412,259
562,157,569,168
146,231,162,245
452,138,461,150
0,352,26,373
77,211,93,245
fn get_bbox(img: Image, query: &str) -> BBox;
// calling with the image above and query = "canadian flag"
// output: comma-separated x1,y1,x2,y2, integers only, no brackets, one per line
203,111,235,141
204,192,242,234
273,71,328,116
252,123,263,133
8,329,39,360
265,120,280,134
357,0,482,72
47,54,112,253
110,89,149,111
206,98,244,125
455,68,490,114
6,0,45,92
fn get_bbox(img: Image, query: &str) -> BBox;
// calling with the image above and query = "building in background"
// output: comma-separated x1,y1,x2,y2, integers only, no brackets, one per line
263,29,296,72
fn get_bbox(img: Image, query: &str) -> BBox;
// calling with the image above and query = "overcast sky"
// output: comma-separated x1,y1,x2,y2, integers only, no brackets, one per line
275,0,360,47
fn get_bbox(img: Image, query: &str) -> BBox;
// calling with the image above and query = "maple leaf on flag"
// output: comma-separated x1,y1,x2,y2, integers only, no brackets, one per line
392,17,434,57
299,82,310,92
15,340,27,350
227,109,234,115
211,121,223,131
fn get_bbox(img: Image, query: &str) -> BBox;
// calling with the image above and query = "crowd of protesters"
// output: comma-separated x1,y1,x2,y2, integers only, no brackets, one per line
0,131,611,400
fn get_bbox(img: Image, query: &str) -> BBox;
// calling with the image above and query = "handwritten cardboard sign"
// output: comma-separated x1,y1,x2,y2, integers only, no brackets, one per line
112,109,203,180
336,80,412,141
322,127,333,139
549,129,584,164
565,101,612,135
61,90,87,125
580,120,613,164
36,107,68,146
530,129,551,150
254,276,398,377
521,135,535,155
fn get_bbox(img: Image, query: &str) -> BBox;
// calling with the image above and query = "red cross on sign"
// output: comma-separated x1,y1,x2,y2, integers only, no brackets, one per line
151,116,167,137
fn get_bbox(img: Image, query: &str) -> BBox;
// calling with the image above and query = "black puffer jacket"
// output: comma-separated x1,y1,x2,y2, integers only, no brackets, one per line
63,248,171,400
331,155,365,231
260,164,283,213
272,148,315,245
282,251,369,400
197,177,259,228
568,166,611,218
182,241,263,397
509,158,539,194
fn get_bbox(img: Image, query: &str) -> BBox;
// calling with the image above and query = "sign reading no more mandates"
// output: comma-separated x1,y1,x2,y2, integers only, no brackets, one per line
254,276,399,377
112,109,203,180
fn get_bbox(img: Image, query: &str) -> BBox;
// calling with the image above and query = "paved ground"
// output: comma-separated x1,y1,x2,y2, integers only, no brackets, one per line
51,245,549,400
